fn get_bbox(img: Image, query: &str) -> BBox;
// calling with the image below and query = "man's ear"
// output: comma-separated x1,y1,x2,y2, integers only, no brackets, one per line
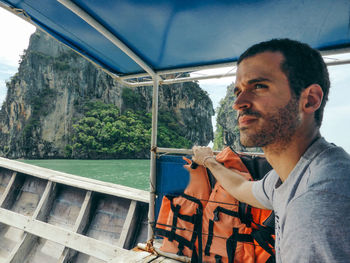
301,84,323,114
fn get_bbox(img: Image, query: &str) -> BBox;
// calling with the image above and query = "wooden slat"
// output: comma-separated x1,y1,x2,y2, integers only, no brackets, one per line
108,250,155,263
58,190,93,263
7,234,37,263
118,200,137,248
0,172,17,208
73,190,92,233
0,208,131,262
148,257,181,263
7,181,59,263
0,157,148,203
32,181,55,220
57,248,70,263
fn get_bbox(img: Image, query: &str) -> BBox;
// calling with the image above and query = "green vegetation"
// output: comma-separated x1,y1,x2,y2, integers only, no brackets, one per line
213,123,224,151
121,88,147,110
66,101,191,159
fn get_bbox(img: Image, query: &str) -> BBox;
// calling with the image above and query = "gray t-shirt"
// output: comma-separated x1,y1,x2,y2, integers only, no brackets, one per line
252,137,350,262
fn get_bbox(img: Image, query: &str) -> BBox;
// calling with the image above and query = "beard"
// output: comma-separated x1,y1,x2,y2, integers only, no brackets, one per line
239,96,300,148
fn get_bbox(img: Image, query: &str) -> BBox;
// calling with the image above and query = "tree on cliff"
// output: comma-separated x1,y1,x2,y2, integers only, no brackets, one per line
66,101,192,159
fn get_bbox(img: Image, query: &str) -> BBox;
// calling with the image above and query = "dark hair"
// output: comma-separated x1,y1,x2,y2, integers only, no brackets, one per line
237,39,330,127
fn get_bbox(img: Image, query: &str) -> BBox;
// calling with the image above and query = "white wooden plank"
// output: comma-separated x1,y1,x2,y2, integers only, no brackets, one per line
118,200,137,248
7,234,38,263
108,250,155,263
0,172,16,207
73,190,92,233
0,158,148,203
153,248,190,263
32,181,54,220
57,191,92,263
153,257,182,263
57,247,70,263
0,208,131,262
7,181,54,263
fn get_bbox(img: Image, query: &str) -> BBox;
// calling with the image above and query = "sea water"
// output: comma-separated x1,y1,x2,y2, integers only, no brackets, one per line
20,159,150,191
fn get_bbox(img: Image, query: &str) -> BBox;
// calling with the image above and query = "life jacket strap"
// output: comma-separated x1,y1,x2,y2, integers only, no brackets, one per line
227,228,254,263
263,211,275,229
154,227,193,249
251,225,275,257
238,202,253,227
177,243,184,256
213,206,240,222
168,204,180,241
194,208,203,263
204,219,214,256
215,254,222,263
205,205,245,256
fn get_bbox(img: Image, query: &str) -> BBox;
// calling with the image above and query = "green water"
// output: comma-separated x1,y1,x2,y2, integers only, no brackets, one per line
19,159,150,191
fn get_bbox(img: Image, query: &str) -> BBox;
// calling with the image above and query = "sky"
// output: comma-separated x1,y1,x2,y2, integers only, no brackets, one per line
0,8,35,103
1,7,350,152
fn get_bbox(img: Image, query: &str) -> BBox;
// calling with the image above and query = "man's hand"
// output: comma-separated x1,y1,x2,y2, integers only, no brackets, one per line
192,146,215,166
191,146,267,209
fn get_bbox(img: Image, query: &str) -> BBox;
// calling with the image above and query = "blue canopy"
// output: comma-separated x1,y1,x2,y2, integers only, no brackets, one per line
1,0,349,80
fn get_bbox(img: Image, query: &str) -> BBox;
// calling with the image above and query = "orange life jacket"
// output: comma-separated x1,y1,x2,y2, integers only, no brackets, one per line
156,161,211,262
155,147,275,263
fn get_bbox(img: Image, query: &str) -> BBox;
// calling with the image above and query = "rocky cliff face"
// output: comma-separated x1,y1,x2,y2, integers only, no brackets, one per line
0,30,214,158
215,83,261,152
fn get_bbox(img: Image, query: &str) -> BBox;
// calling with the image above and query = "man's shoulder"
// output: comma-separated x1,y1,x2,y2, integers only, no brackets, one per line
307,142,350,196
309,142,350,172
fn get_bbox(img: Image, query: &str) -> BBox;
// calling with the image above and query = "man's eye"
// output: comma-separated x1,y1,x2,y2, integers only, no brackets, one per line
233,88,241,97
255,84,267,89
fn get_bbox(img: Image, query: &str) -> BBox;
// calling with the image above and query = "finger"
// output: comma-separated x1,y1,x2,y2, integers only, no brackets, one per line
183,164,191,171
182,156,191,164
192,146,199,154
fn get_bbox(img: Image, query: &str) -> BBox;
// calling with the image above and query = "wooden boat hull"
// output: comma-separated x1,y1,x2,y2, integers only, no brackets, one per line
0,157,150,263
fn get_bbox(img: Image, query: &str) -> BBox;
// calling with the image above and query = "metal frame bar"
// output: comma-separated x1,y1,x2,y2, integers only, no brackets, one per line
57,0,160,81
320,48,350,56
123,57,350,86
118,49,350,82
125,72,237,86
148,78,159,241
325,59,350,67
156,147,264,156
119,61,237,80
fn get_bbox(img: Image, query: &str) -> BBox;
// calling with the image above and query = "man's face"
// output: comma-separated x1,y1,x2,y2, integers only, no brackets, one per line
233,51,301,148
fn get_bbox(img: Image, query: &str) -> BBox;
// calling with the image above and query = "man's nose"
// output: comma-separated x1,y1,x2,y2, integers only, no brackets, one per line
232,92,252,111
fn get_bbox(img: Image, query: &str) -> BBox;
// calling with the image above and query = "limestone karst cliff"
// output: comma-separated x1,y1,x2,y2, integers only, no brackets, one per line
0,30,214,158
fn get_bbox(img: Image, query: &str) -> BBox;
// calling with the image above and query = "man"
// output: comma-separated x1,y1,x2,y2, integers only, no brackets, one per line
193,39,350,262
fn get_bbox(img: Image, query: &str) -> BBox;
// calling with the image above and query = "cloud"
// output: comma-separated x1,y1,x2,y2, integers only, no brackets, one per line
0,61,18,106
0,8,35,106
193,67,235,109
0,8,35,67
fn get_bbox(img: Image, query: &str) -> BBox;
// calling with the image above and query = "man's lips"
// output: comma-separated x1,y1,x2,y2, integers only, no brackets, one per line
238,115,258,126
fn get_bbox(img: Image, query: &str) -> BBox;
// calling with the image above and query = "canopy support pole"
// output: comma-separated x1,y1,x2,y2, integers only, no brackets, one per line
148,78,159,241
